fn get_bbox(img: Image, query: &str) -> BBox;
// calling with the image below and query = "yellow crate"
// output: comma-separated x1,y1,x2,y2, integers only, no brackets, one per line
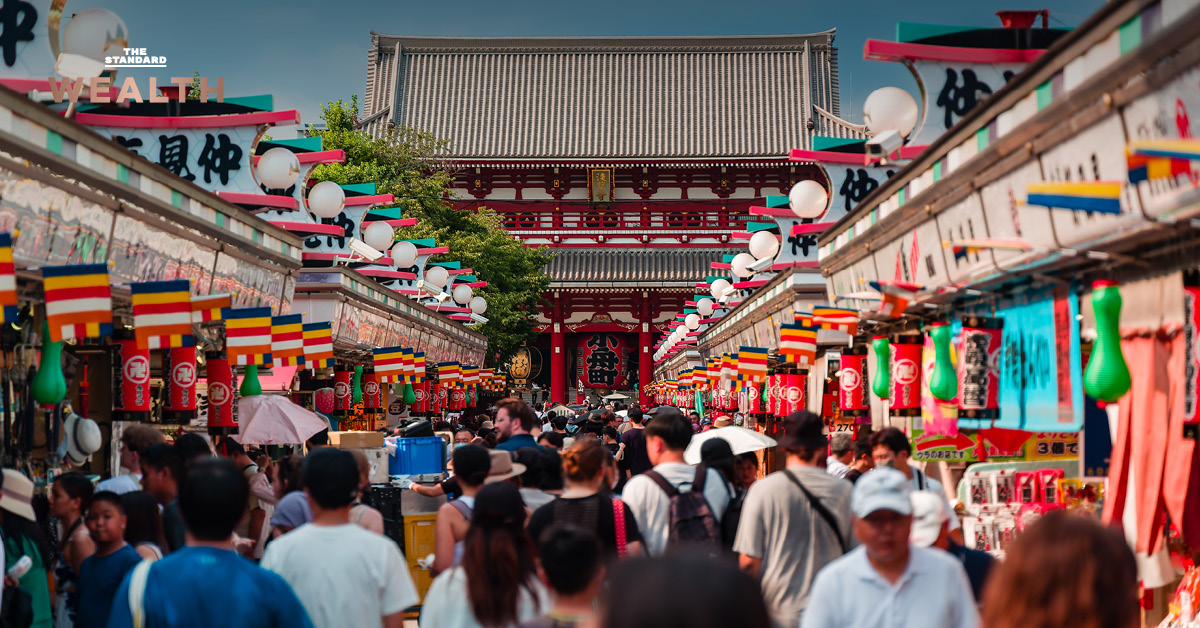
404,513,438,602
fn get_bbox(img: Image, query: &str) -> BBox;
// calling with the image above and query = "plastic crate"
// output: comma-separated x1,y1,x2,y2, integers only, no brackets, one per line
389,437,445,476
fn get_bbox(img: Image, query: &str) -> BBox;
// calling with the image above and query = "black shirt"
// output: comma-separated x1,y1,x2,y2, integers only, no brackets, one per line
621,428,652,476
439,476,463,500
527,494,643,558
845,468,864,484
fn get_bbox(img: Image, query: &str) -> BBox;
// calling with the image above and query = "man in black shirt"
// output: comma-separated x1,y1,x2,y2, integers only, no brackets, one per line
843,438,875,484
618,408,652,478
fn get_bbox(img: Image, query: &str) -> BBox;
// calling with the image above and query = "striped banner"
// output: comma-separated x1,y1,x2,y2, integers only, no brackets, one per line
191,293,232,323
400,348,414,383
223,307,273,366
131,280,193,349
779,323,818,367
412,352,426,384
301,322,334,369
0,234,17,324
43,264,113,342
813,306,860,336
271,315,304,367
738,346,769,381
438,362,462,387
374,346,407,383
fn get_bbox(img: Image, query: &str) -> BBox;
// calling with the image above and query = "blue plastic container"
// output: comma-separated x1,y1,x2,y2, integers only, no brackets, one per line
389,436,445,476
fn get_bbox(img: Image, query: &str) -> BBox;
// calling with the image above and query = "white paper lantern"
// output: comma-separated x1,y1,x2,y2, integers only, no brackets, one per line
63,10,128,63
390,241,419,268
731,253,757,279
469,296,488,315
685,314,701,330
710,279,731,300
362,222,395,252
863,86,919,138
452,284,474,305
307,181,345,219
749,231,780,261
788,181,829,219
424,266,449,288
256,147,301,190
696,298,715,317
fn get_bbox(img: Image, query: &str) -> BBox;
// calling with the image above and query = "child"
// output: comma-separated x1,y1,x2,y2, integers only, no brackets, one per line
519,526,605,628
74,492,143,628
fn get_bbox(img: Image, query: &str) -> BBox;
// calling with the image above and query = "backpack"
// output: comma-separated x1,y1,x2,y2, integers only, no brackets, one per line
644,465,721,550
720,484,745,550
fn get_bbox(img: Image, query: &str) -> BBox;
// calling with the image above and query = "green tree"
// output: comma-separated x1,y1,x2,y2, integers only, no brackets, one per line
310,96,552,365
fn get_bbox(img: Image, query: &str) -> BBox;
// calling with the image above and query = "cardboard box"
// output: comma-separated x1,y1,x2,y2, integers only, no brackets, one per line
329,430,384,449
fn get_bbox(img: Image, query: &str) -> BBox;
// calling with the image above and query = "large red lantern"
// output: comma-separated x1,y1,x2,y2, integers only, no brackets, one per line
112,331,151,421
163,345,198,422
959,316,1003,419
576,334,632,389
746,381,762,413
205,351,235,432
890,337,923,415
779,374,807,415
333,369,353,415
411,380,429,414
838,346,869,417
450,387,467,410
363,370,382,415
1186,286,1200,428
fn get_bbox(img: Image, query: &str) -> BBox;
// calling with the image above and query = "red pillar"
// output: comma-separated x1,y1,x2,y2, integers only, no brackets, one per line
551,293,566,403
639,292,653,407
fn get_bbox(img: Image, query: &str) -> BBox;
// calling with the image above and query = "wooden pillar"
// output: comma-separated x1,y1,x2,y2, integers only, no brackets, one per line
639,291,653,407
551,293,566,403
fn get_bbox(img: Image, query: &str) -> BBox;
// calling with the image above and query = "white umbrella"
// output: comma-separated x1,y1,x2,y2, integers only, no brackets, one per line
602,393,629,401
234,395,331,445
684,426,778,465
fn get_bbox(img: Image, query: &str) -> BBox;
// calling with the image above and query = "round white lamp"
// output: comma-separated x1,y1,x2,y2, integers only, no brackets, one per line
452,284,474,305
390,241,418,268
424,266,449,288
469,296,488,315
696,298,715,317
749,231,780,260
710,279,731,300
731,253,757,279
863,87,920,138
788,181,829,219
307,181,345,219
63,10,128,63
685,313,701,330
362,222,395,252
256,147,301,190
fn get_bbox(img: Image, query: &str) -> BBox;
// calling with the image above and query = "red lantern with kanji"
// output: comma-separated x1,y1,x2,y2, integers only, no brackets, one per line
113,331,151,421
334,369,353,415
746,380,763,413
890,337,923,415
779,374,807,415
163,345,198,422
838,346,869,417
363,370,382,415
958,316,1003,419
205,351,235,431
1186,285,1200,427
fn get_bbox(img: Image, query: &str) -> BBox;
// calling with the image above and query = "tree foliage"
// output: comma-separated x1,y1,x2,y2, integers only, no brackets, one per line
310,96,551,365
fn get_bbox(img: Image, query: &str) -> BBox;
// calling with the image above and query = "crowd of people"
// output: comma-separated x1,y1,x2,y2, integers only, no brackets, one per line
0,397,1142,628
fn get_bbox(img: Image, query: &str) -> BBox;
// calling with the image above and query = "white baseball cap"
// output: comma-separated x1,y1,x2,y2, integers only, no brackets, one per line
909,490,948,547
852,467,913,518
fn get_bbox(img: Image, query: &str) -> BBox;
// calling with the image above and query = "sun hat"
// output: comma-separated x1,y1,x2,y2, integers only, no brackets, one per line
713,415,734,428
852,467,913,518
0,469,37,521
485,449,527,483
909,490,948,547
60,410,103,466
480,420,494,430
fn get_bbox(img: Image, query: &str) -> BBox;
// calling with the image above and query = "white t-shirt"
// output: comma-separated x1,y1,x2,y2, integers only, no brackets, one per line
800,545,979,628
421,566,549,628
826,456,851,479
261,523,418,628
621,461,732,556
95,473,140,495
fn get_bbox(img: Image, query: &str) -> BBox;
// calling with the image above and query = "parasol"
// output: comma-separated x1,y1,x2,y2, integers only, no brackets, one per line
234,395,331,445
602,393,630,401
683,427,778,465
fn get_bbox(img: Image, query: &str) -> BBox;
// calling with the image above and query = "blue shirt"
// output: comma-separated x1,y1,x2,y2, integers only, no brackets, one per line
495,433,539,452
107,546,313,628
76,544,141,628
948,541,996,603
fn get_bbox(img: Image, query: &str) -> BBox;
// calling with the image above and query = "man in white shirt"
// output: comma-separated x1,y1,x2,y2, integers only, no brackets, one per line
622,408,731,556
868,427,960,534
96,424,166,494
826,433,853,479
801,468,978,628
262,448,417,628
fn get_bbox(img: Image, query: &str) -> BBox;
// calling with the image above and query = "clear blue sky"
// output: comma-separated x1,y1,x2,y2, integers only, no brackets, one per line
71,0,1102,137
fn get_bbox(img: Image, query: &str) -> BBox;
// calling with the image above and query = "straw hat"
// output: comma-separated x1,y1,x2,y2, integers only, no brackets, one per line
0,469,36,522
713,415,734,428
485,449,526,483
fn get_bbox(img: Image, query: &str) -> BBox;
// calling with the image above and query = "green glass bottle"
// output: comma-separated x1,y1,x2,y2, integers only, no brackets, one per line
871,336,890,399
929,323,958,402
32,320,66,407
1084,280,1132,402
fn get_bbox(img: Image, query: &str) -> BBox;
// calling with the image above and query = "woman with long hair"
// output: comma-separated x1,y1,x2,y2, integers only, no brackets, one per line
527,436,643,560
269,454,308,537
421,482,548,628
981,512,1138,628
48,471,94,628
432,445,491,576
120,491,166,561
2,469,54,628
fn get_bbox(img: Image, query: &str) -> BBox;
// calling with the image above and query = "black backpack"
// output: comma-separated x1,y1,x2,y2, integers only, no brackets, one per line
720,484,745,550
644,465,722,550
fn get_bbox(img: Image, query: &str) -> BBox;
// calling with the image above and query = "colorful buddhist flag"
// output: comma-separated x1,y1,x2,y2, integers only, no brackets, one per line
0,234,17,324
301,322,334,369
1127,139,1200,161
270,315,304,367
794,310,814,326
869,280,923,318
43,264,113,342
813,306,859,336
1126,149,1191,184
373,346,407,383
412,352,426,384
1026,181,1122,214
779,323,818,367
191,293,232,323
223,307,272,366
131,280,193,349
738,346,769,382
438,362,462,386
